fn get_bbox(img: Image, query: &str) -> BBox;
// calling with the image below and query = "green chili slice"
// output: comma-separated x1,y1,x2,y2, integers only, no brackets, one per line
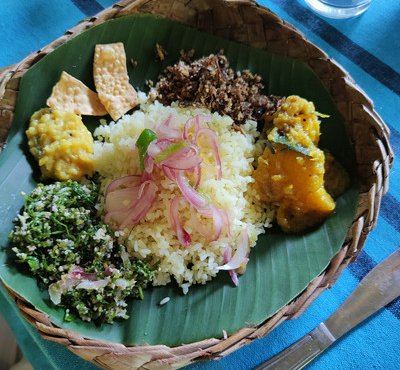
136,129,157,170
154,140,188,163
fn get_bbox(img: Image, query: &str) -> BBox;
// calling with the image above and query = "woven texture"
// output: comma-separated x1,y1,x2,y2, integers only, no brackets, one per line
0,0,393,369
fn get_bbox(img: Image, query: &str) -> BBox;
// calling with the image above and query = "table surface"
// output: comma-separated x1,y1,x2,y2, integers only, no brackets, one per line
0,1,399,369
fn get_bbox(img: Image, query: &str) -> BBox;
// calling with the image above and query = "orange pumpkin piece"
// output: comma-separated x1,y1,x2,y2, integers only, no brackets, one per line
253,147,335,233
253,95,342,233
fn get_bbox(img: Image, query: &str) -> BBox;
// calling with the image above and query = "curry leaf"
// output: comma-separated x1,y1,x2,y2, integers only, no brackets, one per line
268,130,312,157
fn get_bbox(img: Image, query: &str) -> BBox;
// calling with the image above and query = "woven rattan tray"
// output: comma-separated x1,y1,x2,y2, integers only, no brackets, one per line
0,0,393,369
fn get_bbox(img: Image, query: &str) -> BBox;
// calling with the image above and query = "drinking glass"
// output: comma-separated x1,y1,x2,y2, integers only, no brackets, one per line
304,0,372,19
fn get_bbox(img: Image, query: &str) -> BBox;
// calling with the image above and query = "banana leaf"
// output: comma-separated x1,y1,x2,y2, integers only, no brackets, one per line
0,14,357,346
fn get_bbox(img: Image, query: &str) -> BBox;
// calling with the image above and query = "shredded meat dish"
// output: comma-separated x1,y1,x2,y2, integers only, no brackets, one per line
150,51,282,125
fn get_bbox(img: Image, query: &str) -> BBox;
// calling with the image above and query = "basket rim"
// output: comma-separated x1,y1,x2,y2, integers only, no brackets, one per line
0,0,394,369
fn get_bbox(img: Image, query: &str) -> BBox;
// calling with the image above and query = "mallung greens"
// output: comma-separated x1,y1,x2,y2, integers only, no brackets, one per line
9,180,154,324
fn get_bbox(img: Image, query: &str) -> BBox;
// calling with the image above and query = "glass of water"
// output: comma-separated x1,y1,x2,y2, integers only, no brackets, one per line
304,0,372,19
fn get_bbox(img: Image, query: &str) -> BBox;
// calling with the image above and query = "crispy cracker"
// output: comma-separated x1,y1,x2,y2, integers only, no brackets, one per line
46,71,107,116
93,42,139,121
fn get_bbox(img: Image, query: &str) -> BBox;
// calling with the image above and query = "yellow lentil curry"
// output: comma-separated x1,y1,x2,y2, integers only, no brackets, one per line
26,108,94,181
253,95,348,233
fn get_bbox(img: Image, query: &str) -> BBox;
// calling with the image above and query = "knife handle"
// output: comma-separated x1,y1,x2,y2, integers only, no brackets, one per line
254,322,336,370
255,249,400,370
324,249,400,339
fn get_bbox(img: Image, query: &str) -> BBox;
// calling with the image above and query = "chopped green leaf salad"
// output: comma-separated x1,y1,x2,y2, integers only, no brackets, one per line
9,181,154,324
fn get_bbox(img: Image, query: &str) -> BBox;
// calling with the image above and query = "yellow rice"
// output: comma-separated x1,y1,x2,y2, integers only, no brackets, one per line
93,98,273,290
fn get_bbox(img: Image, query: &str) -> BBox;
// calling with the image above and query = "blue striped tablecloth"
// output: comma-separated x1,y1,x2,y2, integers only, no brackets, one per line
0,1,399,369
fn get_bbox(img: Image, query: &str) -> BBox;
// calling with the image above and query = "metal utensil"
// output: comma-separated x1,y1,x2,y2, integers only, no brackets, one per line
255,249,400,370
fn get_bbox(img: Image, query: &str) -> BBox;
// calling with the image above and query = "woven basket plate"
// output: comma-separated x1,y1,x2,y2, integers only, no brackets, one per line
0,13,358,346
0,0,393,367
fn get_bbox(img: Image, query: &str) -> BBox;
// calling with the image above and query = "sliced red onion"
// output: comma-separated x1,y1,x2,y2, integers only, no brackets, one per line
104,207,131,226
69,266,97,281
189,212,210,238
220,209,231,238
170,196,191,247
229,270,239,286
221,247,238,286
119,180,158,229
183,116,200,142
49,282,68,305
147,138,177,162
217,229,249,271
48,266,98,304
162,157,202,171
70,265,85,275
183,114,212,142
153,114,181,140
144,155,154,174
223,246,232,263
158,144,202,170
192,164,202,190
190,206,229,242
197,206,223,241
148,138,202,171
106,175,142,194
105,175,158,230
212,208,224,241
138,180,153,198
175,170,207,209
147,140,162,159
162,165,177,182
76,271,97,281
196,127,222,180
76,278,110,290
105,187,140,213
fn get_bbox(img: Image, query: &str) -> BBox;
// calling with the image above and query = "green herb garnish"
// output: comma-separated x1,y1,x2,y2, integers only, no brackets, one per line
268,130,311,157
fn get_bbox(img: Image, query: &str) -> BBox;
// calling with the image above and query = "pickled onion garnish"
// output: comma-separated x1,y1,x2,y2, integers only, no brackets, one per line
217,229,249,271
175,170,207,209
105,187,140,213
196,128,222,180
189,206,229,242
76,278,110,290
119,180,158,229
70,266,97,281
155,141,202,170
153,114,181,140
192,164,202,190
198,206,224,241
230,269,239,286
162,165,177,182
104,175,158,230
170,196,191,247
223,247,231,264
222,247,238,286
189,212,210,239
106,175,142,194
49,265,118,305
183,114,211,142
147,138,173,159
144,155,154,174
